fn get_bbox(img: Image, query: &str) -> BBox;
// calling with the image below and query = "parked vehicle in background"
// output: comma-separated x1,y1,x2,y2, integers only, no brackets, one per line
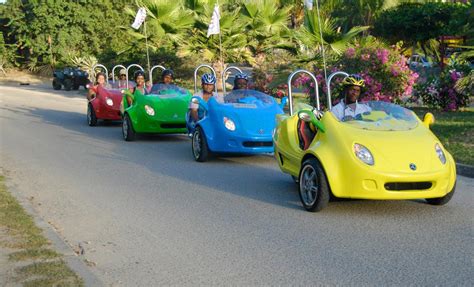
407,54,433,69
52,67,90,91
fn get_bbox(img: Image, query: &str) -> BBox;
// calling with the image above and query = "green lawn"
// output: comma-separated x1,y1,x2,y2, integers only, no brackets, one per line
412,107,474,166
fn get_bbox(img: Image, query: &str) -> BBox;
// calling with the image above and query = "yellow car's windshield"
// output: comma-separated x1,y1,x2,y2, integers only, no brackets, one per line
332,101,418,131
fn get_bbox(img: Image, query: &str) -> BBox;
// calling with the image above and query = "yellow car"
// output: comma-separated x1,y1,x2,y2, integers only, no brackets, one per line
273,71,456,212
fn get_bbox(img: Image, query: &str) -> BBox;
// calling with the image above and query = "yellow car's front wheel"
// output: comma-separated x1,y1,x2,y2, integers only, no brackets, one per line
299,158,330,212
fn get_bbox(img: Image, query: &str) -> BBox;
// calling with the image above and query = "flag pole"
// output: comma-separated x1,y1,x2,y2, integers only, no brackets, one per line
143,18,151,79
217,2,224,89
314,0,328,83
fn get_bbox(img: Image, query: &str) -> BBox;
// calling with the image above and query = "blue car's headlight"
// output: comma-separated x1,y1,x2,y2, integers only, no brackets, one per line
223,117,235,131
145,105,155,116
435,143,446,164
354,143,374,166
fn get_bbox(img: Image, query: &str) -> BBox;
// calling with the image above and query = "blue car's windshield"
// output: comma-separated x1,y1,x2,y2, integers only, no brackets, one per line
223,90,275,108
332,101,418,131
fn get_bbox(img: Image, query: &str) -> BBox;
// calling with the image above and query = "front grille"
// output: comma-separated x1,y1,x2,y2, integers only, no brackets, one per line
161,123,186,129
384,182,432,191
243,141,273,147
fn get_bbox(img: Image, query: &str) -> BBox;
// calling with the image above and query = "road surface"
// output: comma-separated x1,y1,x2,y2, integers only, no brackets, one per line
1,84,472,286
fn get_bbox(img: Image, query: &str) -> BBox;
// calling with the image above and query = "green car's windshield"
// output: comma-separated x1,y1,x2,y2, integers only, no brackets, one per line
332,101,418,131
149,84,189,97
223,90,275,108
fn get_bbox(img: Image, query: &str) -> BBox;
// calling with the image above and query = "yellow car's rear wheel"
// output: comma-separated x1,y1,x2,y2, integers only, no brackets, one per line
299,158,330,212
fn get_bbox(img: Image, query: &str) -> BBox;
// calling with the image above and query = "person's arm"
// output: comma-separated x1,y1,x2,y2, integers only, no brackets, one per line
87,87,96,101
190,108,199,121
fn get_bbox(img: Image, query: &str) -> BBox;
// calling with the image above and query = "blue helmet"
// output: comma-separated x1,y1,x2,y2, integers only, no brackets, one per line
201,73,216,84
234,73,249,82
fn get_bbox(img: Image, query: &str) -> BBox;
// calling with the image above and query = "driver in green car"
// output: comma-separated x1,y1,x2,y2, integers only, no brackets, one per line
161,69,174,84
331,74,371,121
126,70,149,106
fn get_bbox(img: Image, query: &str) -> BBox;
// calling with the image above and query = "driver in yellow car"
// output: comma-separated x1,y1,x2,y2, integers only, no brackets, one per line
331,74,371,121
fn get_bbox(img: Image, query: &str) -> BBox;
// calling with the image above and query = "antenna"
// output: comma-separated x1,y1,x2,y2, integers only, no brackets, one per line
314,0,328,84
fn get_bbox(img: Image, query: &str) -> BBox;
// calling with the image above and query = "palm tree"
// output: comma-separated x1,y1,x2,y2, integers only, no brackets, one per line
240,0,292,67
293,8,368,63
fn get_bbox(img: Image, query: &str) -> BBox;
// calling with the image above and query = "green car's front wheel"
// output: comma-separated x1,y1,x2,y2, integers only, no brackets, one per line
299,158,330,212
122,114,136,141
192,126,210,162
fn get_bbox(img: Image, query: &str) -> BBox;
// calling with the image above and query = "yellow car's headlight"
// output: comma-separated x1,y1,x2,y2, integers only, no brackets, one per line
435,143,446,164
354,143,374,166
145,105,155,116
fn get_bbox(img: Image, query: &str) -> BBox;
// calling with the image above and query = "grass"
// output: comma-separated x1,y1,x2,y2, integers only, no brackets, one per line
0,175,83,286
412,107,474,166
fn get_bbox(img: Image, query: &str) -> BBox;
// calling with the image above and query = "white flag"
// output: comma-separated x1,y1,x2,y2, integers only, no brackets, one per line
207,4,220,37
304,0,313,10
131,7,147,30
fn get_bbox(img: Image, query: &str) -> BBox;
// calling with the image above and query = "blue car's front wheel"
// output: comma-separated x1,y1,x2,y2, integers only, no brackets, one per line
192,126,210,162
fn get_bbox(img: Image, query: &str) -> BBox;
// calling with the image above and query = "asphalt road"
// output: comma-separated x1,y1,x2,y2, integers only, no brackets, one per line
1,85,473,286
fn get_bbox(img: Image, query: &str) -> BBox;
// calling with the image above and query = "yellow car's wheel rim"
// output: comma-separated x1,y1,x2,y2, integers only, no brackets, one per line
299,165,319,206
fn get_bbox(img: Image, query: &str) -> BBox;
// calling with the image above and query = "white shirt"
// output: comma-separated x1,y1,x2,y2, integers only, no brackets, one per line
189,91,224,109
331,100,372,121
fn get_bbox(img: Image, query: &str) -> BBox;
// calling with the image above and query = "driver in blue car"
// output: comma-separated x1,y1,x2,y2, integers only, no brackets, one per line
189,73,224,123
331,74,371,121
233,73,249,90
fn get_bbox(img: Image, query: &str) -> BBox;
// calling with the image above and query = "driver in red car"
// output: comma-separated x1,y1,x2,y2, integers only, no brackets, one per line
331,74,371,121
87,72,110,101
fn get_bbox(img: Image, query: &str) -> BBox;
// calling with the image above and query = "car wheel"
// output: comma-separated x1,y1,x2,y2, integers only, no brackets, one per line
425,182,456,205
52,79,62,90
64,79,72,91
192,126,210,162
122,114,136,141
73,84,80,90
298,158,330,212
87,103,97,126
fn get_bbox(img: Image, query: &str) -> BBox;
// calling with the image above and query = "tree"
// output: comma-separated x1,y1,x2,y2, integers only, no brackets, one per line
373,2,471,55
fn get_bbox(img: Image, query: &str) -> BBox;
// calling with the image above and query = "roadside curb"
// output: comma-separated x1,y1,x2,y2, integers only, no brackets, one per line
5,181,103,287
457,163,474,178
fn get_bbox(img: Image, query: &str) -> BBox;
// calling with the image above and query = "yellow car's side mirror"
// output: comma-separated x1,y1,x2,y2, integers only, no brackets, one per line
423,113,435,128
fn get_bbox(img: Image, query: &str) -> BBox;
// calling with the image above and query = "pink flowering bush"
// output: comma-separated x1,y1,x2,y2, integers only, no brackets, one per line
414,63,471,111
294,39,419,107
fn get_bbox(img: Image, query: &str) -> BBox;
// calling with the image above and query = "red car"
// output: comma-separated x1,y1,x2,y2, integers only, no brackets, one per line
87,85,123,126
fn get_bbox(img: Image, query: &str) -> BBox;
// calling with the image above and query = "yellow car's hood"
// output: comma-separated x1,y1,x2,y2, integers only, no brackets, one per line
326,114,447,174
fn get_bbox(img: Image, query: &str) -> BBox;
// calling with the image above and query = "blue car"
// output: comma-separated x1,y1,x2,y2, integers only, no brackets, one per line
189,89,286,162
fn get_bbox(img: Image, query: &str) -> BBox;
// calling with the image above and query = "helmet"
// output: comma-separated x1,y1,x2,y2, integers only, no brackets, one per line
162,69,174,78
234,73,249,82
201,73,216,84
342,74,365,88
134,70,145,80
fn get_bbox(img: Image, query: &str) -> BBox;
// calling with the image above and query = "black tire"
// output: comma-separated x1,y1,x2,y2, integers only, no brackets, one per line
122,113,136,141
73,84,80,90
298,158,330,212
192,126,210,162
64,79,72,91
52,79,62,90
426,182,456,205
87,103,97,126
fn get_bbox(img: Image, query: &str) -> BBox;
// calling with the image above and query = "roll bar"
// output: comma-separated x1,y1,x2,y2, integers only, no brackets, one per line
149,65,166,83
193,64,218,94
326,71,349,110
287,70,320,116
221,66,243,95
125,64,145,89
92,64,109,82
111,65,126,83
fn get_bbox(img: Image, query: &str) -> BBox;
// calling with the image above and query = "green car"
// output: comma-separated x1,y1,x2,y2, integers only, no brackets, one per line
121,83,192,141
